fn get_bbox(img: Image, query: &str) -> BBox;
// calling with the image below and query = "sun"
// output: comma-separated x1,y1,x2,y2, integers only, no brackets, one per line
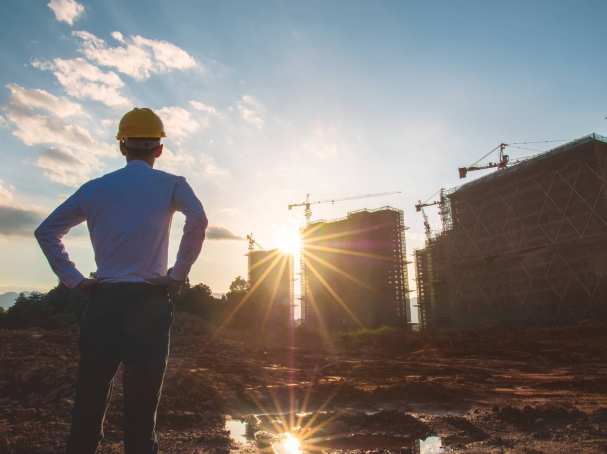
275,225,302,255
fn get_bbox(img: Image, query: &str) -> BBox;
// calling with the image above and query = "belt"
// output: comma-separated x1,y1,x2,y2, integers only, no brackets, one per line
94,281,167,290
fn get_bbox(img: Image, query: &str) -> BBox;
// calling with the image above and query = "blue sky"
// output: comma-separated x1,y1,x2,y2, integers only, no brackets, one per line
1,0,607,294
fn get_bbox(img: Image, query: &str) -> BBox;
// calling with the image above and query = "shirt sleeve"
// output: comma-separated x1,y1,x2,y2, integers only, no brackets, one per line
169,177,208,281
34,187,87,288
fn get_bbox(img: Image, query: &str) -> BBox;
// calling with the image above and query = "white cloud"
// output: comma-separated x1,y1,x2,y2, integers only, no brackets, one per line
189,100,219,116
157,106,203,141
218,207,240,217
47,0,84,26
2,84,113,186
0,181,43,237
73,30,197,80
0,180,15,205
6,83,84,118
238,95,265,129
33,58,130,107
158,146,195,174
158,147,228,178
200,153,229,177
300,125,342,159
6,109,102,185
36,148,96,187
5,107,96,150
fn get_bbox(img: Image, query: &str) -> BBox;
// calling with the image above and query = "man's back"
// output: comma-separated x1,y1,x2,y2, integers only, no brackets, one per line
82,161,195,283
35,160,207,288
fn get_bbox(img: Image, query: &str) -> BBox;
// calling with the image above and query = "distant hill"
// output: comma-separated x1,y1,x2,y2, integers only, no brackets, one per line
0,292,18,310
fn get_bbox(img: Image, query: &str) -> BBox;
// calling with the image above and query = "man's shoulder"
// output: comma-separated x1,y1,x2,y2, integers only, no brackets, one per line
97,165,183,182
149,167,184,181
81,166,185,196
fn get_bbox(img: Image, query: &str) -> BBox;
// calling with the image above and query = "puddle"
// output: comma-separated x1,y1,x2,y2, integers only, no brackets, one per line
224,413,444,453
417,436,444,453
225,416,248,445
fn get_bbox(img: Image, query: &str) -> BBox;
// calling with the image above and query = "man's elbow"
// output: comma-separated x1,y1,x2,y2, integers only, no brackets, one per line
185,210,208,234
34,220,56,247
195,203,209,231
34,222,46,243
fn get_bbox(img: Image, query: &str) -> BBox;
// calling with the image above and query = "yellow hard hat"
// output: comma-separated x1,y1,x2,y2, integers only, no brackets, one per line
116,107,166,140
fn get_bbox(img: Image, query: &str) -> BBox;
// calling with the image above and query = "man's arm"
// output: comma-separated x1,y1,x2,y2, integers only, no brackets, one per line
168,177,208,282
34,188,87,289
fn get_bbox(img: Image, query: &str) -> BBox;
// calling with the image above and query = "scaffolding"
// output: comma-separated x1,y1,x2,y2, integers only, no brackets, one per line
414,234,451,329
414,249,431,329
415,133,607,329
248,249,293,328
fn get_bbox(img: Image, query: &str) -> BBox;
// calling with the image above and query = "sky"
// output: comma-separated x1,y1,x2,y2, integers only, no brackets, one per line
1,0,607,295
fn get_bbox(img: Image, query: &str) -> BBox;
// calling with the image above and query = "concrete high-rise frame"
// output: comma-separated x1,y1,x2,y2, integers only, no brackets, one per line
415,134,607,329
247,249,293,328
301,207,410,330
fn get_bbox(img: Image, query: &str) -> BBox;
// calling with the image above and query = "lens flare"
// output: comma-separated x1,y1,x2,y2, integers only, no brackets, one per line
272,432,302,454
275,225,302,255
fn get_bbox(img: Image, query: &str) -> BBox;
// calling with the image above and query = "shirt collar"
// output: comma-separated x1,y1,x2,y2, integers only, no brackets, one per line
126,160,152,169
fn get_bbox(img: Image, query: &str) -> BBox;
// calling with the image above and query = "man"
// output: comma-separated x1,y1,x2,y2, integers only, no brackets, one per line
35,107,208,454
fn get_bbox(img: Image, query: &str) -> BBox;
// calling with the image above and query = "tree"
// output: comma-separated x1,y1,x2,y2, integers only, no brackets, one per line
221,276,257,329
228,276,248,294
173,283,218,319
1,287,87,329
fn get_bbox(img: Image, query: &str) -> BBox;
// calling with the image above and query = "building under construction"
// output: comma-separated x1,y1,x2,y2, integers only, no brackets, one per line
301,207,410,330
247,249,293,328
415,133,607,329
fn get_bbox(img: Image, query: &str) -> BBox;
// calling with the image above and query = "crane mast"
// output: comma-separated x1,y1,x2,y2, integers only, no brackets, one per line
415,200,439,241
415,188,450,240
415,202,433,241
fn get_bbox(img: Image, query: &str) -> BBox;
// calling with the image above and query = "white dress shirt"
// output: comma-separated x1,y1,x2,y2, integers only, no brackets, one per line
35,160,208,288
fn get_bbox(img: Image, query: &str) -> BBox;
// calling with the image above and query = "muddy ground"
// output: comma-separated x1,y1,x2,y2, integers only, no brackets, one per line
1,315,607,453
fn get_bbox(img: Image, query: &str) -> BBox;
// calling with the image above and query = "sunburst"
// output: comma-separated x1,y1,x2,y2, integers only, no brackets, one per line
217,219,396,451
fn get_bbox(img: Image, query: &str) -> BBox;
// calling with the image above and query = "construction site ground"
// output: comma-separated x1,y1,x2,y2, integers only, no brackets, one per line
1,315,607,453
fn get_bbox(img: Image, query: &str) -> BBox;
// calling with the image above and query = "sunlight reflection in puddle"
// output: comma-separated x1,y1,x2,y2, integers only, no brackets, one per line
225,415,444,453
225,416,248,444
272,432,303,454
417,435,444,453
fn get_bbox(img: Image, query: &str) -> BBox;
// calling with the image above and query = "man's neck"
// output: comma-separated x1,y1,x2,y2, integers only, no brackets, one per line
126,157,155,168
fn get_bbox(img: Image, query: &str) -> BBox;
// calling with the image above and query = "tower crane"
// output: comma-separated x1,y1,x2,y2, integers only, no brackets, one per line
288,191,402,223
415,200,438,241
246,233,264,251
414,188,450,240
458,143,523,179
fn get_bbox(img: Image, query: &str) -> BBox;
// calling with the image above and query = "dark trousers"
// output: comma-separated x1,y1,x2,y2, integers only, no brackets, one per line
66,283,173,454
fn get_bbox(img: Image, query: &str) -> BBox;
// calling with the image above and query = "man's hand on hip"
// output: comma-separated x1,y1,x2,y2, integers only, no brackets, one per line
146,275,183,290
78,278,98,292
